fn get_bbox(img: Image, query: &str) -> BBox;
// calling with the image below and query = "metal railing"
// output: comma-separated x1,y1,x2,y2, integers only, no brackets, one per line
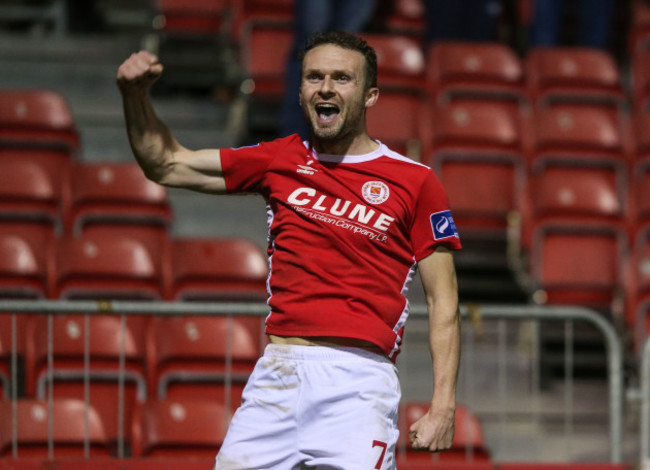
0,300,625,463
640,336,650,468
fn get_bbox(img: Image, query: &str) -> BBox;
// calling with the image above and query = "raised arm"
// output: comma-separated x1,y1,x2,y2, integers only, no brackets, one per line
116,51,227,193
409,246,461,453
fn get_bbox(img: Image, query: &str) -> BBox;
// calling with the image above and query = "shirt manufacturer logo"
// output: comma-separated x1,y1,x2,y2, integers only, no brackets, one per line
296,161,318,175
361,181,389,205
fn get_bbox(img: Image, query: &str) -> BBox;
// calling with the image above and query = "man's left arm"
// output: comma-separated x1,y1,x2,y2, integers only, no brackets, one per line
409,246,461,452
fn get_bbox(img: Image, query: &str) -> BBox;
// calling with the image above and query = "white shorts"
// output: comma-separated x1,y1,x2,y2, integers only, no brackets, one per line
214,343,401,470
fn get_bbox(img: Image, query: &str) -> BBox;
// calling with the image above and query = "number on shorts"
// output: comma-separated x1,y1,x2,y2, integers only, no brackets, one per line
372,440,387,469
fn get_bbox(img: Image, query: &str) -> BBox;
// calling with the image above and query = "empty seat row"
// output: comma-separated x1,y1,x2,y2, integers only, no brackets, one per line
0,397,489,460
0,228,268,301
0,312,264,444
0,156,172,236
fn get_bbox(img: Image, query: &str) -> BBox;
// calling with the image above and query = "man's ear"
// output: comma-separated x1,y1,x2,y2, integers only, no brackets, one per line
365,87,379,109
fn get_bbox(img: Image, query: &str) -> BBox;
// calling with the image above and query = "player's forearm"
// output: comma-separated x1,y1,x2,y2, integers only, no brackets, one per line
121,88,179,184
428,303,461,412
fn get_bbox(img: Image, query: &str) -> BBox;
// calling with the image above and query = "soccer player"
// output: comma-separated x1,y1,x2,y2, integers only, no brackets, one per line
117,31,461,470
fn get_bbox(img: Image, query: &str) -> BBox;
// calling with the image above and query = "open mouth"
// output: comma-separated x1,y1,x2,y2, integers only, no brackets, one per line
315,103,340,123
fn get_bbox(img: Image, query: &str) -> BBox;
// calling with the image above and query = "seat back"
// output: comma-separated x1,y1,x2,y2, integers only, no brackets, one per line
131,399,229,457
168,237,268,301
0,399,110,457
526,47,623,107
49,232,164,300
63,162,172,236
426,41,524,103
0,148,70,230
0,89,79,153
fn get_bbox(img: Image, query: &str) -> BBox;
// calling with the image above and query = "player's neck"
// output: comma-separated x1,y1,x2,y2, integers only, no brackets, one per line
311,133,379,157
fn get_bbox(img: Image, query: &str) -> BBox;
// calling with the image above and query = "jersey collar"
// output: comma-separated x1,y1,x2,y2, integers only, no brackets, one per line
304,140,386,164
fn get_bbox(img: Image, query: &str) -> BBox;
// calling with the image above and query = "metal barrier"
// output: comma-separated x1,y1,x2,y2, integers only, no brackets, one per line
641,336,650,468
0,300,624,463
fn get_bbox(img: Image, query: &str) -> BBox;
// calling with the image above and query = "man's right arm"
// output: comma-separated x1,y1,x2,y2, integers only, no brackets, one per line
116,51,227,194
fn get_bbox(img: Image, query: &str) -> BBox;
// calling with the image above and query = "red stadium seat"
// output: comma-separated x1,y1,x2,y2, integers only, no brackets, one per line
362,33,426,92
529,224,627,309
230,0,294,40
0,224,52,299
0,89,80,154
526,47,625,108
0,148,70,231
530,104,630,165
0,398,111,457
146,315,261,409
370,0,426,37
25,314,148,447
426,41,526,105
399,403,490,462
154,0,231,35
630,0,650,54
238,21,293,98
49,232,165,300
62,162,172,239
426,100,527,234
167,237,268,301
367,89,430,160
131,398,230,457
519,165,628,255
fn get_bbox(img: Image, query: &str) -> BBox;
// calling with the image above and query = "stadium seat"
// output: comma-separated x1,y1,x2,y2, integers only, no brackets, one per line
25,314,148,447
0,398,111,457
519,164,628,255
0,89,80,154
230,0,294,40
529,224,627,310
426,100,527,234
525,47,625,108
153,0,231,35
425,41,526,105
167,237,268,301
362,33,426,93
369,0,426,37
62,161,172,240
238,20,293,98
0,224,52,299
399,402,490,462
0,148,70,232
146,315,261,409
48,232,165,300
131,398,230,457
366,89,430,160
530,104,631,166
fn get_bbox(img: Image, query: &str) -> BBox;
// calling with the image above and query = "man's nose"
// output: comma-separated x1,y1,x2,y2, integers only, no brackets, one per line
319,76,335,95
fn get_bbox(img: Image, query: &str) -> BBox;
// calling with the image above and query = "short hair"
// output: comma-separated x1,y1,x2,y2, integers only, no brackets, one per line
300,31,378,90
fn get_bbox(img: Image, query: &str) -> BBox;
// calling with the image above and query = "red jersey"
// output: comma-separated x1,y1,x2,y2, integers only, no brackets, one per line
220,134,461,359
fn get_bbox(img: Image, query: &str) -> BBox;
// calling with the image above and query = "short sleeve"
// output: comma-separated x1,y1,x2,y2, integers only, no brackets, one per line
410,169,462,261
220,136,295,193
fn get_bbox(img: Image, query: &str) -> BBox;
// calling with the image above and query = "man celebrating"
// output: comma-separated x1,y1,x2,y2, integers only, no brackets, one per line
117,31,461,469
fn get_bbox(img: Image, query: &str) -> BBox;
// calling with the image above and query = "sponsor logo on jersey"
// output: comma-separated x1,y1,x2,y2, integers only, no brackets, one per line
430,210,459,240
361,181,389,205
287,186,395,241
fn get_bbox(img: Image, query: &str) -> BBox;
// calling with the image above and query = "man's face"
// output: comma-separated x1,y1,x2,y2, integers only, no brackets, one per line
299,44,376,142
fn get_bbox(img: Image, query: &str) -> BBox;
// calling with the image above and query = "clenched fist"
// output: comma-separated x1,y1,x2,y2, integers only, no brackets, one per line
116,51,163,92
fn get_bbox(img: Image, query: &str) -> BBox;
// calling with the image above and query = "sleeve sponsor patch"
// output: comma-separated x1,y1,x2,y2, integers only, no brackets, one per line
430,210,459,240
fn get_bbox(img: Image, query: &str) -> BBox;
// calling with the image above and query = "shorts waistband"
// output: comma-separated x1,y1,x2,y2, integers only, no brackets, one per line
263,343,391,364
